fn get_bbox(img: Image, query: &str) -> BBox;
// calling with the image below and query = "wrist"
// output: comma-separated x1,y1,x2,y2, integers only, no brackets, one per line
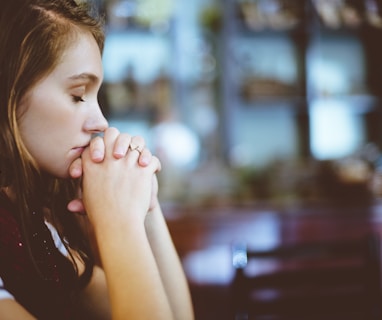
92,207,146,238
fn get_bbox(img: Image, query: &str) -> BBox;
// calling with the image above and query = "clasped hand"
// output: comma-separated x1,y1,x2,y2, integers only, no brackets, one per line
67,127,161,219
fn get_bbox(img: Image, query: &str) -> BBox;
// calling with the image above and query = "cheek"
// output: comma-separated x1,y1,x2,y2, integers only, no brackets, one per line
18,109,69,172
20,97,77,138
18,112,45,150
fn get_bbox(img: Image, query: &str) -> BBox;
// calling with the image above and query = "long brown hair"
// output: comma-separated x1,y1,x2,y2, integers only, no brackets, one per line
0,0,104,283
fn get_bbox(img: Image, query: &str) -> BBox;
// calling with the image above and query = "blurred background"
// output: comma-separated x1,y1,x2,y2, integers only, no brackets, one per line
90,0,382,208
89,0,382,318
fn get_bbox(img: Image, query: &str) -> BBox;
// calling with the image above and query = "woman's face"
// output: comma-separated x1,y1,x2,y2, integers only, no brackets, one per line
18,31,108,178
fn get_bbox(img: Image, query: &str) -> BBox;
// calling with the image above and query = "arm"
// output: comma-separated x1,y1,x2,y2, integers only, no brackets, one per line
0,300,36,320
94,214,173,320
75,187,194,320
73,264,111,319
145,203,195,320
81,128,174,320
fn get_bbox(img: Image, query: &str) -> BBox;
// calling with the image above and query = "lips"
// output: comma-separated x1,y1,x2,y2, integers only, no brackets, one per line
71,144,88,157
74,146,85,152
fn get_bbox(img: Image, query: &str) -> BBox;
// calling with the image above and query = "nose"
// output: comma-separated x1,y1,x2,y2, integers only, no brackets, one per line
84,103,109,133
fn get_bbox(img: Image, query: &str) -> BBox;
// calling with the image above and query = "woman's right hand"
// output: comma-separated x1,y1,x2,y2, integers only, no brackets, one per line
67,129,155,214
80,127,161,227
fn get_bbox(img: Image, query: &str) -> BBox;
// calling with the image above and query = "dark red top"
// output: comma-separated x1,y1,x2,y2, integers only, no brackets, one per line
0,192,89,319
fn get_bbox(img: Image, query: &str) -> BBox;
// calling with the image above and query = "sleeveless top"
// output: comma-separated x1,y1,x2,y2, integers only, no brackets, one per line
0,192,92,319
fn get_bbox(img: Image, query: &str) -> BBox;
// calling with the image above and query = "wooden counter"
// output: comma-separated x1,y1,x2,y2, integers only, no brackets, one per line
165,203,382,319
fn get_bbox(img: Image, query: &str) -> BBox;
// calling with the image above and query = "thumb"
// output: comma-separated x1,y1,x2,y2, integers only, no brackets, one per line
67,198,85,214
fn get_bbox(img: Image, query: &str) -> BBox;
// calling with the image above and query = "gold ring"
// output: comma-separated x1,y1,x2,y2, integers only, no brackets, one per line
129,143,143,154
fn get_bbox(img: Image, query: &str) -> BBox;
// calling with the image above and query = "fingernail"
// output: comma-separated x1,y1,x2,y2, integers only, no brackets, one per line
114,147,124,158
70,167,81,178
92,150,103,160
140,155,150,165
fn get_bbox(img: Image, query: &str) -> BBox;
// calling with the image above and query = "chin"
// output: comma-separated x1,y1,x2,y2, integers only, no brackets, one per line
44,167,72,180
46,172,71,180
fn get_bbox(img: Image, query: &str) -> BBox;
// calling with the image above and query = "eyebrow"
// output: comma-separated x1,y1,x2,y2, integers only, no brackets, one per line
67,73,100,84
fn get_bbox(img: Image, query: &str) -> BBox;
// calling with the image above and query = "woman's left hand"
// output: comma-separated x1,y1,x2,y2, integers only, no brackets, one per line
67,132,155,213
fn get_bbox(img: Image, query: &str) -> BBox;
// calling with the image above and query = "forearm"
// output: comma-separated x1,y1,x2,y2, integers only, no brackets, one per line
94,216,174,320
80,129,173,319
145,206,195,320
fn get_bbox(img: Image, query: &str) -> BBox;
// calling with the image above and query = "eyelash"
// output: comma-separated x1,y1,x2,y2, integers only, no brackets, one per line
72,95,85,103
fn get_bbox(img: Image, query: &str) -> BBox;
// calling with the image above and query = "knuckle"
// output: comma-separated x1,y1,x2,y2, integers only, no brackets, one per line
104,127,120,139
91,137,103,149
142,147,151,155
132,135,145,145
92,135,103,144
120,133,131,140
107,126,120,134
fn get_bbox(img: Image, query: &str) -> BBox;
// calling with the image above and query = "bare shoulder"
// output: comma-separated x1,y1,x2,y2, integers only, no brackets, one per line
0,299,36,319
76,265,111,320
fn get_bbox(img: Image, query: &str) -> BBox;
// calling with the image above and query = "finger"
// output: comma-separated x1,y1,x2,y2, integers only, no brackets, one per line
67,199,85,214
113,133,132,159
127,135,145,161
130,136,145,152
149,155,162,173
138,147,152,166
69,158,83,178
89,136,105,162
103,127,120,158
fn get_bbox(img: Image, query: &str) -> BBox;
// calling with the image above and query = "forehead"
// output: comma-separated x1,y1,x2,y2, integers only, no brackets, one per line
53,31,103,83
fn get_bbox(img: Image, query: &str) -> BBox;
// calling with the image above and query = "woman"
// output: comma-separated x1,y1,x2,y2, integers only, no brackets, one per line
0,0,194,319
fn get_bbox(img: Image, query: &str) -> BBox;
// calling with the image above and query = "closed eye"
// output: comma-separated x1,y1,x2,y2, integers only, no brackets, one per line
72,95,85,103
